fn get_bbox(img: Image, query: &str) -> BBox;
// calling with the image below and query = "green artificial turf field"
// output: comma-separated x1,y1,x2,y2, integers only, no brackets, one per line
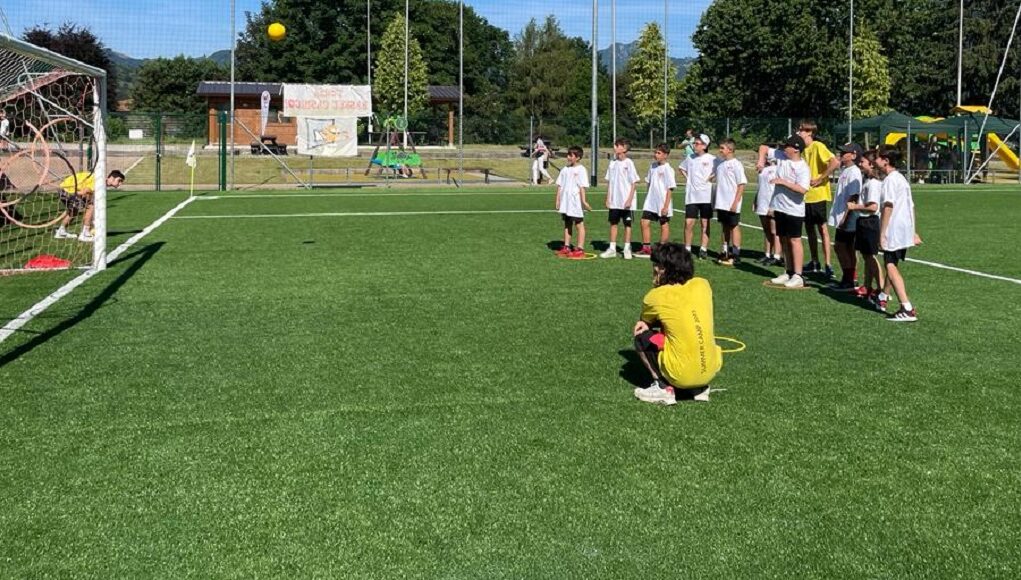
2,184,1020,578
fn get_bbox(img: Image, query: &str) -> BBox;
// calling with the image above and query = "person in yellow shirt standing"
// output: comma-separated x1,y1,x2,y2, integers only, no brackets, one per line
797,120,839,278
54,169,125,242
632,243,722,406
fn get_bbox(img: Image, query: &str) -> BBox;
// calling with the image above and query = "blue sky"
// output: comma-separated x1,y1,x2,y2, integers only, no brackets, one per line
1,0,711,60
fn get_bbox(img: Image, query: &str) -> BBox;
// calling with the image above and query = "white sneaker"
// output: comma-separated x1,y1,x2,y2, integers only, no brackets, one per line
599,247,618,259
622,245,633,260
770,273,790,285
54,230,74,239
634,384,677,406
693,386,711,402
77,231,94,242
784,274,804,288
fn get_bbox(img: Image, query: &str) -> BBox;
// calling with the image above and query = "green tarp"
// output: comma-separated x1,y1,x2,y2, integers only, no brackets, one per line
834,111,1020,139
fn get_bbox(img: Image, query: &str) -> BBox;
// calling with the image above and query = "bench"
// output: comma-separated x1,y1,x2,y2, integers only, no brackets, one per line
444,167,493,184
251,135,288,155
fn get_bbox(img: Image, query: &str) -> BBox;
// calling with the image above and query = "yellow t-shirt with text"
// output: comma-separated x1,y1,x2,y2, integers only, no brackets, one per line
640,277,722,388
803,141,835,203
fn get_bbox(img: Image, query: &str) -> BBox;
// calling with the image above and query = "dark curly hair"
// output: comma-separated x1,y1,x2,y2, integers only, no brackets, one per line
650,242,694,286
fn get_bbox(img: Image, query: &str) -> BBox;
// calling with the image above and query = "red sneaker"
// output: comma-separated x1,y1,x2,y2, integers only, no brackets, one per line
556,246,572,257
637,246,653,256
569,248,586,259
854,285,869,298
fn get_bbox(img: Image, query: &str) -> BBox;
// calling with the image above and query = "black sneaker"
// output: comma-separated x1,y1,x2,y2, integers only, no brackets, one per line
698,248,709,260
732,255,742,265
804,260,819,273
887,308,918,322
756,256,771,265
824,265,835,279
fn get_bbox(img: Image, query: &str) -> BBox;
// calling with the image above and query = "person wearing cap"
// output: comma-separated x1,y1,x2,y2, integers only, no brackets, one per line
874,147,921,322
678,133,715,260
754,146,783,266
827,143,864,291
767,135,811,288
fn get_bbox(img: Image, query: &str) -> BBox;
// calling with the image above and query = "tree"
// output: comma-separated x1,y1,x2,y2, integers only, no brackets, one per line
233,0,512,142
850,28,891,118
22,23,119,102
625,22,682,140
507,16,593,139
373,13,429,118
131,56,228,114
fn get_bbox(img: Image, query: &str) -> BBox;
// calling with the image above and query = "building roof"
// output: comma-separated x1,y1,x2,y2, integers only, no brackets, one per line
196,82,461,104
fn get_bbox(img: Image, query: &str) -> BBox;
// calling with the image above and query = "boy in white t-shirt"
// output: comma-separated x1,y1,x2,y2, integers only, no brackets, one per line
636,143,677,257
847,150,885,305
712,138,747,266
767,135,812,289
600,138,640,260
828,143,864,291
755,153,782,266
554,145,592,260
875,148,921,321
679,133,715,259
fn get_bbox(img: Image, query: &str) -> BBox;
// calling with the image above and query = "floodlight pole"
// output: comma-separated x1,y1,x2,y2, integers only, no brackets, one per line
404,0,409,147
612,0,617,143
591,0,598,185
367,0,372,134
459,0,464,184
229,0,236,191
957,0,964,107
663,0,668,142
848,0,853,143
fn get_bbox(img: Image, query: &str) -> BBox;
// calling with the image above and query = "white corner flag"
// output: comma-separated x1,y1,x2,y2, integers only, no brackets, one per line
185,140,197,197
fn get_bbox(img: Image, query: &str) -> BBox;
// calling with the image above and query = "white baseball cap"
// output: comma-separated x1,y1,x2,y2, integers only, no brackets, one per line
696,133,711,146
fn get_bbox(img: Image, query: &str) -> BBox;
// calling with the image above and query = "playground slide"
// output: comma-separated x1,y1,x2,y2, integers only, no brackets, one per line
987,133,1020,171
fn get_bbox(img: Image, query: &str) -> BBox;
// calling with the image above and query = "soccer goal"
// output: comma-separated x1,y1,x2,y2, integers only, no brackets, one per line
0,34,108,274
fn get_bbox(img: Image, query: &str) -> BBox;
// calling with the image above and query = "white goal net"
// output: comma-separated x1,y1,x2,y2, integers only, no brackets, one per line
0,34,108,273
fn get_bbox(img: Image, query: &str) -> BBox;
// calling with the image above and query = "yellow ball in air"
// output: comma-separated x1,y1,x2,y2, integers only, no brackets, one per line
267,22,286,42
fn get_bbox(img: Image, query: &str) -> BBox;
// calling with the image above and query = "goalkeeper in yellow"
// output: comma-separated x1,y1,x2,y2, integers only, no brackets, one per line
632,242,722,406
54,169,124,242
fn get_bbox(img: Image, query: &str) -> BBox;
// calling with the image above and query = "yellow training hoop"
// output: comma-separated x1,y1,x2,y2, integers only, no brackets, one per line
715,336,746,354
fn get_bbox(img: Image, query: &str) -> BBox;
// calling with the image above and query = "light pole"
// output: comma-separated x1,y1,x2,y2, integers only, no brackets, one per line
848,0,853,143
591,0,599,185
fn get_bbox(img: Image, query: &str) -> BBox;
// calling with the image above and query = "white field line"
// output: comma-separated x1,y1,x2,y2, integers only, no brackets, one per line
199,191,557,200
0,195,198,345
739,221,1021,286
175,209,555,219
180,204,1021,286
123,156,146,174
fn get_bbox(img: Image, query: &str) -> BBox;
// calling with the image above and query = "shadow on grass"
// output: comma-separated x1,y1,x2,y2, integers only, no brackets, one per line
618,348,647,388
0,242,164,369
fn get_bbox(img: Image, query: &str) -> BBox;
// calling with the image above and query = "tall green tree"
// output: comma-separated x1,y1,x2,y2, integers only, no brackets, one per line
22,23,120,102
131,56,227,114
850,28,891,118
625,22,682,138
233,0,511,141
508,17,585,133
373,14,429,118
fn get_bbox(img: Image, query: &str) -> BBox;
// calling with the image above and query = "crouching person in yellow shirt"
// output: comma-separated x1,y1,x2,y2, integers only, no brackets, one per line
633,243,722,405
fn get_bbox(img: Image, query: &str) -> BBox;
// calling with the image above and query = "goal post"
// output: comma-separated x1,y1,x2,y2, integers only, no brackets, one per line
0,34,108,273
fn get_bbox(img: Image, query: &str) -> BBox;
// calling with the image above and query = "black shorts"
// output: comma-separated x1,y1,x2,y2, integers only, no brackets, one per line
59,192,88,215
641,210,671,225
883,249,908,265
854,215,880,255
608,209,633,226
716,210,740,227
774,211,804,238
805,201,828,226
561,213,583,226
834,228,856,245
685,203,712,220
